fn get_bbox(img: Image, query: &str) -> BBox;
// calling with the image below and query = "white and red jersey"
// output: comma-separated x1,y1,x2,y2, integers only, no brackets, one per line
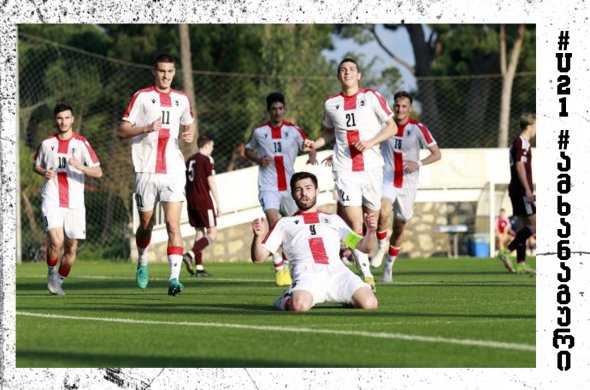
122,86,194,173
496,216,510,234
322,88,393,172
381,119,436,189
262,210,358,270
245,120,308,192
34,133,100,209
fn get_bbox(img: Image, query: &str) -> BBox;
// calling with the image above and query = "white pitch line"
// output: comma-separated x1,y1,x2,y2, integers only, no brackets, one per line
19,274,533,286
16,311,535,352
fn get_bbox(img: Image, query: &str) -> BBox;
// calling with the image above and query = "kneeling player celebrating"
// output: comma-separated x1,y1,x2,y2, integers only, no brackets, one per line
251,172,379,312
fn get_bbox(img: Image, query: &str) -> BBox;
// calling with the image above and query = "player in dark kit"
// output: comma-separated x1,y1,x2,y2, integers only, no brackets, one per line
497,112,536,274
183,134,221,277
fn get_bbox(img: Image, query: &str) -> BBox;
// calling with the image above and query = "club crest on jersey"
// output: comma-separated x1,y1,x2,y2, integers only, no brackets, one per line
294,220,299,224
285,131,289,137
360,99,366,106
406,129,411,137
174,100,179,106
51,146,55,151
335,104,340,110
151,98,156,104
71,148,76,154
321,216,330,224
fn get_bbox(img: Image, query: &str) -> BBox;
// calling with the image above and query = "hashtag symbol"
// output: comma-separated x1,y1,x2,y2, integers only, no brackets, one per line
558,130,570,150
558,31,570,51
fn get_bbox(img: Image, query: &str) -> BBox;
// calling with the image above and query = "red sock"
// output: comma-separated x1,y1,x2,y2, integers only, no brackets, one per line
388,246,400,257
377,231,388,241
58,265,71,278
47,257,58,267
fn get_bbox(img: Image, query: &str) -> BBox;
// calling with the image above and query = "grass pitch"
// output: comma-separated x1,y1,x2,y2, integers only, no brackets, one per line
16,257,535,367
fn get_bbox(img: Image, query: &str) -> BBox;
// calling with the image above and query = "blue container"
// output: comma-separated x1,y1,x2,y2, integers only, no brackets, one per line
468,234,490,257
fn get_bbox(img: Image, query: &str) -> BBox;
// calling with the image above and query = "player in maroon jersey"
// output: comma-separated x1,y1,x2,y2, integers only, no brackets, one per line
34,104,103,295
182,134,221,277
497,112,536,273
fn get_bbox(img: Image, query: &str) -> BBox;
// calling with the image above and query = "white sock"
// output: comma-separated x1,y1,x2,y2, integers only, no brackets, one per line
353,249,372,278
378,238,388,250
169,254,182,280
196,264,204,271
138,246,149,266
385,255,397,268
273,253,285,270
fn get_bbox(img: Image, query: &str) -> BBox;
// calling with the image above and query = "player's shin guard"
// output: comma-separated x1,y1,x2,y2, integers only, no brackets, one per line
167,246,184,281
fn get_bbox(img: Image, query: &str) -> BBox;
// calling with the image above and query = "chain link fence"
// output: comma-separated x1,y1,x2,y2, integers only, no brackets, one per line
18,33,535,261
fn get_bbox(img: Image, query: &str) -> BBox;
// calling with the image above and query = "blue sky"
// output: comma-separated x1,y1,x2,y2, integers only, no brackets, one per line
322,25,420,94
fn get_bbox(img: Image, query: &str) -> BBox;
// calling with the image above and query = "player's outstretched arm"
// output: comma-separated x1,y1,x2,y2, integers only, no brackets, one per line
355,213,377,254
251,217,271,263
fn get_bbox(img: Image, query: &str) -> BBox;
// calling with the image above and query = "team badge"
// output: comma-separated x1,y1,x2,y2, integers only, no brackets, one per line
51,146,55,151
294,220,299,224
360,99,366,106
336,104,340,110
406,129,411,137
285,131,289,137
151,98,156,104
175,100,179,106
321,217,330,224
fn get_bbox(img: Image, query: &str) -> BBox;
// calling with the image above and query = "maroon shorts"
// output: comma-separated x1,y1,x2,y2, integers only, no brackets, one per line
188,205,217,229
510,195,536,217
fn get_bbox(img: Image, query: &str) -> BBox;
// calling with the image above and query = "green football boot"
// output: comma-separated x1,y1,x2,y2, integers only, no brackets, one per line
168,278,184,296
136,265,149,289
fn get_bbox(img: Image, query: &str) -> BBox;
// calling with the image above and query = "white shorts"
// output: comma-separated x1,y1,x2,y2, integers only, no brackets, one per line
259,190,298,217
135,171,186,212
289,263,371,306
334,168,382,210
381,184,417,221
42,206,86,240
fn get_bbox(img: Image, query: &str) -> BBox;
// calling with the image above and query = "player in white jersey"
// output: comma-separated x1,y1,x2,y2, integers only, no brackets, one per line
370,91,441,282
118,54,195,296
245,92,317,287
251,171,378,311
303,58,396,291
33,104,103,296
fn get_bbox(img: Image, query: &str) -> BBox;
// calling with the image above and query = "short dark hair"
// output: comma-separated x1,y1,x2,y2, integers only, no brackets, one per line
266,92,286,111
520,112,536,130
53,103,74,117
197,134,214,149
154,53,175,67
337,58,360,75
394,90,413,105
290,171,318,192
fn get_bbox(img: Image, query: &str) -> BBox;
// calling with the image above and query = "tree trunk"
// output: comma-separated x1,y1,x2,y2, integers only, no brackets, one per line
498,24,525,147
21,188,39,239
179,24,198,156
405,25,442,137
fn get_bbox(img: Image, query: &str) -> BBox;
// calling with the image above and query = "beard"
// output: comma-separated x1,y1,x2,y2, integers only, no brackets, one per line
295,195,316,211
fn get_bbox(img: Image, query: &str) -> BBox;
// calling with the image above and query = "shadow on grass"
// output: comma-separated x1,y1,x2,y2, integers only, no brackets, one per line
16,349,363,368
